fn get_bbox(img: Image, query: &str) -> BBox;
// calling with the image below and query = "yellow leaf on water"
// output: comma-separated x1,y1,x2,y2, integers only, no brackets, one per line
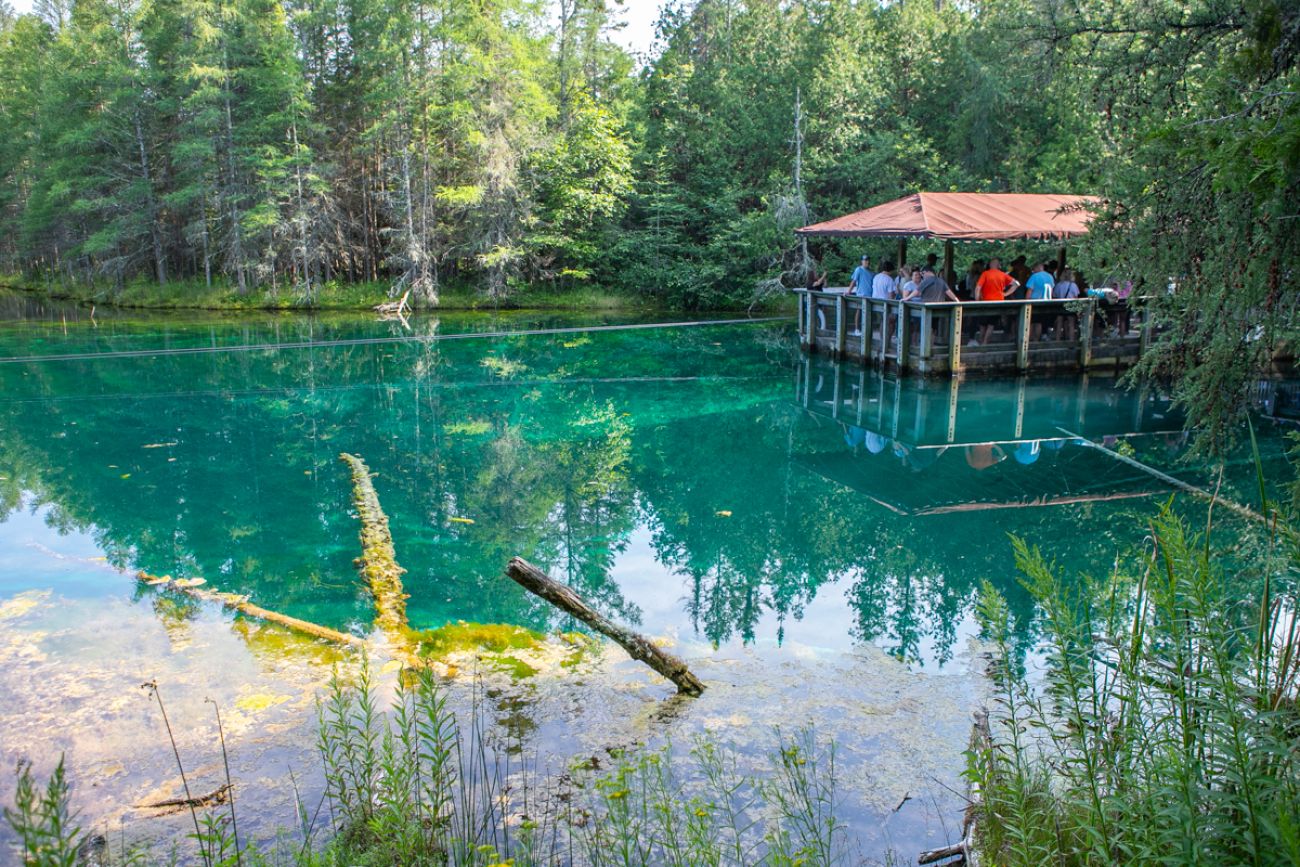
235,694,291,713
144,577,170,586
173,577,206,588
90,556,107,562
120,474,131,479
450,517,475,525
141,442,178,449
715,510,733,518
380,660,404,674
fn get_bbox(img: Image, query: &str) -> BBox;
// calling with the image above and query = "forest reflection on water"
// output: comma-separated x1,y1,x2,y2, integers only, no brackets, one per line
0,305,1291,671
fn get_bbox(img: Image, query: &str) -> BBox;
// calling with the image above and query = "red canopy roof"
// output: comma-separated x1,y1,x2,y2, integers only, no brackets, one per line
796,192,1098,242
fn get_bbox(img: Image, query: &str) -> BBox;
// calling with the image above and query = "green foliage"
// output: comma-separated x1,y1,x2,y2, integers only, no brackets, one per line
3,758,83,867
975,503,1300,865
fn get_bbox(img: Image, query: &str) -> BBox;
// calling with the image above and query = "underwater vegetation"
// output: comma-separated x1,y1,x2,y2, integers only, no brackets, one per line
5,658,853,867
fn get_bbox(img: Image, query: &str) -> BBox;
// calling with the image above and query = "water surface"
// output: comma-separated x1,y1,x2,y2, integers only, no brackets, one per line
0,295,1290,859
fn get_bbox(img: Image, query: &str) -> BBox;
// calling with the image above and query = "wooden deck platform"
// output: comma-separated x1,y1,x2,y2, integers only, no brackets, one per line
794,289,1147,376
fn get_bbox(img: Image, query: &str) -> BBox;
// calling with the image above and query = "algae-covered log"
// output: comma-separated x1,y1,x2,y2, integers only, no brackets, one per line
505,557,705,696
339,452,409,637
137,572,365,649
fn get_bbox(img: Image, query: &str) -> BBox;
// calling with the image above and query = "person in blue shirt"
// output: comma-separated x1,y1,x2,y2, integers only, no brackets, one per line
849,255,874,297
1025,261,1055,300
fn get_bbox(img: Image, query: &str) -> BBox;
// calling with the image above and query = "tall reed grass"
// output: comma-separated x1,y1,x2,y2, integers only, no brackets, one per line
974,497,1300,866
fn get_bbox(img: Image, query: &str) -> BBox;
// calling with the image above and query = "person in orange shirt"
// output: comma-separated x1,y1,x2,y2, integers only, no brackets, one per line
975,258,1020,345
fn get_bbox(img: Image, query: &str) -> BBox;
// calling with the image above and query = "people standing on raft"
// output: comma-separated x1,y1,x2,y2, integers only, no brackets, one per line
849,255,874,297
975,257,1020,345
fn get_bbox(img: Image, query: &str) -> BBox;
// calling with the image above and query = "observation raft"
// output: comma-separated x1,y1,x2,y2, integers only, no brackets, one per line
794,192,1148,376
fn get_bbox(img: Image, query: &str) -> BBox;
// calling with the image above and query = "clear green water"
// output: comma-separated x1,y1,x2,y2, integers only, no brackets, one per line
0,294,1290,668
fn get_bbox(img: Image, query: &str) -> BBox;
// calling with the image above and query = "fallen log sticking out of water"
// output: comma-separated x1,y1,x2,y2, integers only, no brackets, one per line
917,708,990,866
374,289,411,316
137,572,365,649
505,557,705,696
340,452,409,638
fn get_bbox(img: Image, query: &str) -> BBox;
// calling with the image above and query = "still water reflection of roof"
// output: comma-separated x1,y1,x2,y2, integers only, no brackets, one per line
797,359,1189,515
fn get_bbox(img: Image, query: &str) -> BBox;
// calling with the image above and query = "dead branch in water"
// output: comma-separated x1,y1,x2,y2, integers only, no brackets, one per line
505,557,705,696
135,783,231,814
340,452,409,638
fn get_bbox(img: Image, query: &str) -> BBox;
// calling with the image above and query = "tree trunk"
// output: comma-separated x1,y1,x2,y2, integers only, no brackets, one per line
134,111,167,285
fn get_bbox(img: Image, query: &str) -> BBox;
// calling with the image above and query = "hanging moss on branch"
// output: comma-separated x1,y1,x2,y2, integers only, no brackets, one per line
339,452,409,639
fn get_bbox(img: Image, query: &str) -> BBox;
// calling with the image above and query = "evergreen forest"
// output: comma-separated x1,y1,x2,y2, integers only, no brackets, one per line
0,0,1295,325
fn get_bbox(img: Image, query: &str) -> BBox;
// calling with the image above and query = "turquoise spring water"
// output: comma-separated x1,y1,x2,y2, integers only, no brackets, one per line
1,293,1289,669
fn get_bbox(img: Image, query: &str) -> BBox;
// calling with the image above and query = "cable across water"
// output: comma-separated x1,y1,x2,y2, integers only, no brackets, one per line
0,315,792,365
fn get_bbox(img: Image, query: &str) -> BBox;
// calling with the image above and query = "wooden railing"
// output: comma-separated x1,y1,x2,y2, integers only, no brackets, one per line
794,289,1147,375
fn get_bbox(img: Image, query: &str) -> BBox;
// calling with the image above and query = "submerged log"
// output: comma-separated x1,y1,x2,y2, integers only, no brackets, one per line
505,557,705,696
340,453,409,637
1058,426,1271,527
137,572,365,649
136,783,231,813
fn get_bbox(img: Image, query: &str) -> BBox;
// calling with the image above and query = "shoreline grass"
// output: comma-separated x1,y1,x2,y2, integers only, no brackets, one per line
2,275,797,316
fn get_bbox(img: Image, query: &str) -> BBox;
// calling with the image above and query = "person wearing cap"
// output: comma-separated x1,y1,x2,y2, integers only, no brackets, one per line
849,256,874,297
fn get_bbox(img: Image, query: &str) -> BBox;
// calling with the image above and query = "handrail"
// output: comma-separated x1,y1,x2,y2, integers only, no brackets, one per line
795,287,1147,375
794,289,1117,309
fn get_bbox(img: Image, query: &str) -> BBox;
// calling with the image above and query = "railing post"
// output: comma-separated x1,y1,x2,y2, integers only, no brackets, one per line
1017,304,1032,371
834,295,847,358
878,301,889,366
898,302,911,371
949,305,963,375
856,368,866,424
1138,303,1150,359
858,298,869,362
1014,376,1026,439
1079,300,1095,368
947,376,960,442
796,291,805,341
831,359,842,418
919,304,934,361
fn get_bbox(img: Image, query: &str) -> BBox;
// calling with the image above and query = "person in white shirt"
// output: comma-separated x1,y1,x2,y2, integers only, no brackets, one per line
871,260,897,299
